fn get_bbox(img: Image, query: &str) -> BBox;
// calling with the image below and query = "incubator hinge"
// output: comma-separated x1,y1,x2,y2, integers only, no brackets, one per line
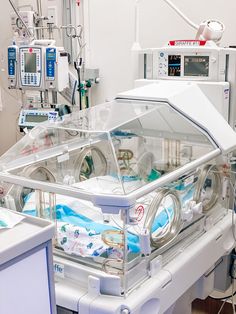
149,255,163,277
88,275,101,297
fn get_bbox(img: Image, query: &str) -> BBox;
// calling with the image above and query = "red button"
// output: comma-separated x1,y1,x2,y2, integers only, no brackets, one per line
29,48,33,53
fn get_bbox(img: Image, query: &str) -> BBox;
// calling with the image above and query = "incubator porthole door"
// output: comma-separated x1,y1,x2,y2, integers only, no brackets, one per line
144,188,182,248
15,165,56,211
194,165,221,213
74,146,107,181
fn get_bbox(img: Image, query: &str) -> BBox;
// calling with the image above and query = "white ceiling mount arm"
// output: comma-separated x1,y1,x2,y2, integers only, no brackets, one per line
132,0,142,51
163,0,199,30
163,0,225,44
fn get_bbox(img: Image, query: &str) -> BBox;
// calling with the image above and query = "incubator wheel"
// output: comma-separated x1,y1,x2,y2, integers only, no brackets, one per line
193,165,221,213
144,188,182,248
13,165,56,212
74,146,107,181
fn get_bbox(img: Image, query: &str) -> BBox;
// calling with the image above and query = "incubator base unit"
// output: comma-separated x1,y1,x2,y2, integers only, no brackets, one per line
0,210,56,314
0,82,235,313
54,211,235,314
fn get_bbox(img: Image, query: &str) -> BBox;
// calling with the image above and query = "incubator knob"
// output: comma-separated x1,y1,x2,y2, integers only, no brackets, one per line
121,309,130,314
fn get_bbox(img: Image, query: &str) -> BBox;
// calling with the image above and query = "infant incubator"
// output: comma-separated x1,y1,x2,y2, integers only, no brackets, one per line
0,82,235,311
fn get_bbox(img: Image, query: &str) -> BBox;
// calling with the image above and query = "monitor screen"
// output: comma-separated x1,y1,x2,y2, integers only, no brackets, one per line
9,51,16,58
168,55,181,77
24,53,37,73
25,114,48,123
184,56,209,77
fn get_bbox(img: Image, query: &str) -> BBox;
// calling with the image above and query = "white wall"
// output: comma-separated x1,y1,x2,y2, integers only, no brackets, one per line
87,0,236,104
1,0,236,155
0,0,23,155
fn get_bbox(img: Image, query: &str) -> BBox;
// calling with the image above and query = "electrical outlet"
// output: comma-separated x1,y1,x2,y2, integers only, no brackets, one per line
47,6,57,25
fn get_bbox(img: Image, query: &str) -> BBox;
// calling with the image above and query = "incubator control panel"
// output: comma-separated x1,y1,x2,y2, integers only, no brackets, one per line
19,47,42,89
158,52,210,79
8,46,18,88
19,109,58,129
143,41,225,82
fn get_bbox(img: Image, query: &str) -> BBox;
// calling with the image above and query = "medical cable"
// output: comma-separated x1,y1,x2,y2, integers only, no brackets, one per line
216,299,227,314
211,280,236,313
210,290,236,301
109,191,175,244
74,58,83,110
110,195,151,233
144,188,182,247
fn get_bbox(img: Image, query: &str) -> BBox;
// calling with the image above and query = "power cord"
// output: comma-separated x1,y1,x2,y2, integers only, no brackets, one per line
209,289,236,301
74,58,83,110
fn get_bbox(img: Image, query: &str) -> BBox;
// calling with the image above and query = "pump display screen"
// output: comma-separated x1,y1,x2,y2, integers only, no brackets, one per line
25,114,48,123
24,53,37,73
184,56,209,76
8,51,16,59
168,55,181,76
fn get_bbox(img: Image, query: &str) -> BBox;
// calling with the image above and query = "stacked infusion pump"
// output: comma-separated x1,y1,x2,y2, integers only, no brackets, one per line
8,41,69,92
138,40,236,127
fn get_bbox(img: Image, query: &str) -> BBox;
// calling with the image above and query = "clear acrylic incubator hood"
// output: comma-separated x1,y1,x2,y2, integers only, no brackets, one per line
0,81,235,297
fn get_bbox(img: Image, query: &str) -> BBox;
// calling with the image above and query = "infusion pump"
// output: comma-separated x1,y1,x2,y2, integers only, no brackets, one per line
139,40,236,128
18,109,58,130
8,43,69,92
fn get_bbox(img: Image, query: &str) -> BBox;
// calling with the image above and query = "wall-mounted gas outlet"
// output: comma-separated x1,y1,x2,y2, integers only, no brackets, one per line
47,6,57,25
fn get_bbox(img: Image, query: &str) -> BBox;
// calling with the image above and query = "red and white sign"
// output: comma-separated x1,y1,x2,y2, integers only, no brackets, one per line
135,205,144,222
168,40,207,47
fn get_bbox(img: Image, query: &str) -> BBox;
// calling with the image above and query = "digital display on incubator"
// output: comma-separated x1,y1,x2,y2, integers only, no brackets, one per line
24,53,37,73
184,56,209,77
168,55,181,76
25,114,48,123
